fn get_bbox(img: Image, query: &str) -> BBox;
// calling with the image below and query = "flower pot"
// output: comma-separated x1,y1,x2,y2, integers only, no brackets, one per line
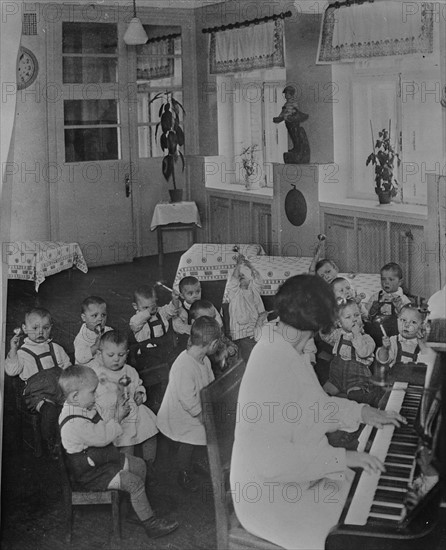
169,189,183,203
377,190,392,204
245,173,260,191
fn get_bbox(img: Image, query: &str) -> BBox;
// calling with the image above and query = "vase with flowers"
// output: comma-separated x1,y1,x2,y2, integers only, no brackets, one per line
366,122,400,205
239,144,261,190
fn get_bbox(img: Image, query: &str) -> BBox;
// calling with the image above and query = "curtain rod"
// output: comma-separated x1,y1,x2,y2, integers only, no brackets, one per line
202,10,292,34
146,32,181,44
330,0,374,8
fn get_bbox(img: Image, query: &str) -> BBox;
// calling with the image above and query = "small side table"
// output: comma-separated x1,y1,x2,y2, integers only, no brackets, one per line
150,202,201,275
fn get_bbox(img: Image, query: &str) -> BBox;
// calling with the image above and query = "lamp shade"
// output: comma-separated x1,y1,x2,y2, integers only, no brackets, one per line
124,17,148,45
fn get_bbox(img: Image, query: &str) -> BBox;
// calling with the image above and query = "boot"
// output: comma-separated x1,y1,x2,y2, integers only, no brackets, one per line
141,515,179,539
177,469,199,493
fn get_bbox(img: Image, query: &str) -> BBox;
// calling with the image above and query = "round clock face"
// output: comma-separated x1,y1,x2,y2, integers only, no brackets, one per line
17,47,38,90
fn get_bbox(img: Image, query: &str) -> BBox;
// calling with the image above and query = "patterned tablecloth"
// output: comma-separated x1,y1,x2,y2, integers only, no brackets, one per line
150,202,201,231
172,243,265,289
4,241,88,291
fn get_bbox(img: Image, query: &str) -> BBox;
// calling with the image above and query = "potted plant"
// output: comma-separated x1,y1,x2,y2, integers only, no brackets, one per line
149,91,185,202
366,124,400,204
238,144,261,190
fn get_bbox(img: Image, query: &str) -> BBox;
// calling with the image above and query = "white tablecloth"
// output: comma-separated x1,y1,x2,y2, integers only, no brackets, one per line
173,243,265,289
5,241,88,291
150,201,201,231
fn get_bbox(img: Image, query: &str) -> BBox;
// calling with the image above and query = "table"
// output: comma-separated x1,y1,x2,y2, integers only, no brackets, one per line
150,202,202,274
4,241,88,291
220,255,382,299
173,243,266,290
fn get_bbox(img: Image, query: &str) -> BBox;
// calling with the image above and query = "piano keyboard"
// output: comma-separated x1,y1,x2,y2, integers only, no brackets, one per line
344,381,423,526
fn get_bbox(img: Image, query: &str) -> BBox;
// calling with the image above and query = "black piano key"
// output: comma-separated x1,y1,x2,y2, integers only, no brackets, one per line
374,489,406,503
379,477,409,489
392,434,418,443
388,443,417,455
370,504,404,517
385,454,414,466
383,464,412,477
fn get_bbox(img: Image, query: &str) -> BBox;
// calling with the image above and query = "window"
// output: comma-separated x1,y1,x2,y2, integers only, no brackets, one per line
62,23,120,162
136,29,182,159
216,68,288,187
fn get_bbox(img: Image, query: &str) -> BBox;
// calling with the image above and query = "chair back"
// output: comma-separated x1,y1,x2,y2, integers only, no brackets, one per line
200,358,246,550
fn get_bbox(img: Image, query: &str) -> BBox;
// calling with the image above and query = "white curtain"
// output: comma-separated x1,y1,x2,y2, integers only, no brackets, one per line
137,38,174,80
318,1,434,63
0,3,22,495
209,19,285,74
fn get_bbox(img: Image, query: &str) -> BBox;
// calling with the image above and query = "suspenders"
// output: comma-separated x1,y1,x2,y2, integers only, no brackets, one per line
146,312,168,339
395,339,420,363
59,412,102,431
334,335,357,361
20,341,58,371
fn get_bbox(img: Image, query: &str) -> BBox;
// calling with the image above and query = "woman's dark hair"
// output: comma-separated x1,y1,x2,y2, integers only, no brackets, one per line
274,274,337,332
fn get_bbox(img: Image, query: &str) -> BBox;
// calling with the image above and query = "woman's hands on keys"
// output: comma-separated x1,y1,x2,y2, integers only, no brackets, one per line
346,451,386,474
361,405,407,429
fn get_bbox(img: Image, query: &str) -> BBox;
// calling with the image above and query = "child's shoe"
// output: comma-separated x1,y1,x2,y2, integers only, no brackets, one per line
177,469,199,492
142,515,179,539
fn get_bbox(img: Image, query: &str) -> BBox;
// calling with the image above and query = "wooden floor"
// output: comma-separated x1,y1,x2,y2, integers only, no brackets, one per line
1,252,219,550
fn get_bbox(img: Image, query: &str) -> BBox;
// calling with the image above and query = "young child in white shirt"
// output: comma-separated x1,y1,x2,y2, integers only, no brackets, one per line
365,262,411,346
74,296,112,365
376,304,435,369
58,365,178,539
157,316,221,493
89,331,159,475
5,307,71,456
128,284,179,369
331,277,368,319
225,254,265,362
322,299,383,407
172,276,222,349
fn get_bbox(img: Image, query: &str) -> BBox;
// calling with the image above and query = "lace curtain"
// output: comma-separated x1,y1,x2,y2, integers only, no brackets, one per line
137,38,174,80
209,19,285,74
317,1,434,63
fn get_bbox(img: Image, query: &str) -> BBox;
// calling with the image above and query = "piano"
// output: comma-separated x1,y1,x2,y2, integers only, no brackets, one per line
326,379,442,550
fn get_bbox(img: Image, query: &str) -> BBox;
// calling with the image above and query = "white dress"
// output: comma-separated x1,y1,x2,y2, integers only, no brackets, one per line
230,326,365,550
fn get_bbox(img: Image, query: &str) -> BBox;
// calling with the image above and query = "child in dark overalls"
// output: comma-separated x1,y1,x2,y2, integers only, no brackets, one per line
365,262,411,346
323,299,384,407
58,365,178,539
5,307,71,457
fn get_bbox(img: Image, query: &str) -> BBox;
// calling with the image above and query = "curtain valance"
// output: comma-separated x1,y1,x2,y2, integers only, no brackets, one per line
137,38,174,81
209,19,285,74
317,1,434,63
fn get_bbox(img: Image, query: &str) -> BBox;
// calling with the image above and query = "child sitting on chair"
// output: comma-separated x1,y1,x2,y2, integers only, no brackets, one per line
74,296,113,365
365,262,411,346
157,316,221,493
89,331,159,479
225,254,265,363
314,259,339,284
5,307,71,457
322,299,384,407
189,300,238,375
58,365,178,539
376,304,435,369
128,284,180,369
172,276,222,349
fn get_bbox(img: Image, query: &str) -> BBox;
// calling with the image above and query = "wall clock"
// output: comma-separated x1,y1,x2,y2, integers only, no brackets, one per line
17,46,38,90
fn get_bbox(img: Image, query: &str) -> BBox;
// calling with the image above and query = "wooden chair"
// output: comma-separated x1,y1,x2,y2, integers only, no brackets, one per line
58,445,121,549
200,359,283,550
11,376,43,457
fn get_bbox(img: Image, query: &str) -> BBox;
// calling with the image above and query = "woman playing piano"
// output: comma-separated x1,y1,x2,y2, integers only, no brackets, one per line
230,275,406,550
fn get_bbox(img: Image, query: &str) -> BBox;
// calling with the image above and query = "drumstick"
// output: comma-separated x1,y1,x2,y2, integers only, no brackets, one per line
13,327,22,336
119,374,131,400
155,281,173,293
376,317,388,338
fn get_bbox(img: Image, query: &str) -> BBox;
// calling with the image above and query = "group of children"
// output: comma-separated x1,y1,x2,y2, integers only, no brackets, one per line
5,245,435,541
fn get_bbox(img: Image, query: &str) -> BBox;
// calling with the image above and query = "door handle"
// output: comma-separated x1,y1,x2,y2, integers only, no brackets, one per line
125,174,131,198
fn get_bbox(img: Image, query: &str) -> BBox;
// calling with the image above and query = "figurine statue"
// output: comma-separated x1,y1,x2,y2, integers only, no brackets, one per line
273,85,310,164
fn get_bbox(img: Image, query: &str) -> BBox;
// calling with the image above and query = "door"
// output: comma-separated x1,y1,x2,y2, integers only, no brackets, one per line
48,11,135,266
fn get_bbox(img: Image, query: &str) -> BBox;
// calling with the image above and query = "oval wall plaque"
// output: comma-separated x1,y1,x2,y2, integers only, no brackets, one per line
284,185,307,226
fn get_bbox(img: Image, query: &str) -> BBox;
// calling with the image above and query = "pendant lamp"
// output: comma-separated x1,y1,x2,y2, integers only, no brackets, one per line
124,0,148,46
